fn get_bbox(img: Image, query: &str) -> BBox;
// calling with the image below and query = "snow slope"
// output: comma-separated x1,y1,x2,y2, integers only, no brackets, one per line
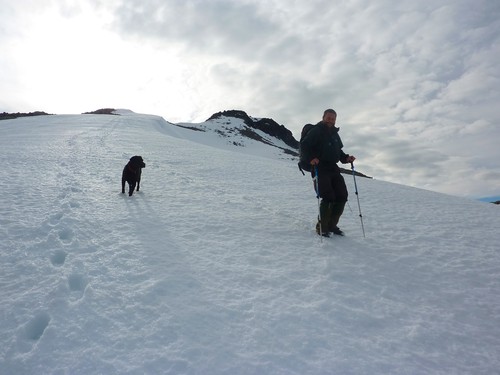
1,112,500,374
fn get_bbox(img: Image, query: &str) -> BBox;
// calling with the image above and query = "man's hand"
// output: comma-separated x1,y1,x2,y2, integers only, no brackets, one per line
346,155,356,163
310,158,320,166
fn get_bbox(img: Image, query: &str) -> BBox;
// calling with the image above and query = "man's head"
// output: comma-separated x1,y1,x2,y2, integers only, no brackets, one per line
322,109,337,127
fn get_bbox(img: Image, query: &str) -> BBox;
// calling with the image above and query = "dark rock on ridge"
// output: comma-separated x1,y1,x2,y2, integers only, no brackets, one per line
207,110,299,149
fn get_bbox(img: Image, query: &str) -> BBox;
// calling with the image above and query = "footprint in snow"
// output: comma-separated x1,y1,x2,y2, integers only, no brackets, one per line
68,273,88,301
15,311,52,353
24,312,51,341
50,250,67,266
58,228,74,244
48,212,64,226
69,200,80,208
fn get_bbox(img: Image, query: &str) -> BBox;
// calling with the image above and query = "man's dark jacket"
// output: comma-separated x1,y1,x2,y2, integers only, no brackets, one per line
300,122,349,170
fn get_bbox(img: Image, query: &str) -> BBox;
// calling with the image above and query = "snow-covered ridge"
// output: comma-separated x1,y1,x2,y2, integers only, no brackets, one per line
175,109,299,161
1,108,372,177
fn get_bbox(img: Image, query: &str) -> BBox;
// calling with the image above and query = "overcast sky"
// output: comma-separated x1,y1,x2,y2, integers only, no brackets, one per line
1,0,499,199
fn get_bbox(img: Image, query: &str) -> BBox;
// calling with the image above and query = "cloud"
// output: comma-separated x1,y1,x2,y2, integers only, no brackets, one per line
112,0,280,56
1,0,499,198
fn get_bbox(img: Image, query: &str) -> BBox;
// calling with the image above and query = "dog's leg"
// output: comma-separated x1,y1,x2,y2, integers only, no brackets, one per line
121,173,126,194
137,169,142,191
129,181,137,196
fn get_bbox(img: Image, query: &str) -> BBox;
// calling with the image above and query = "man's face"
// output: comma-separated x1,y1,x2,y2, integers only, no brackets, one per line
323,112,337,127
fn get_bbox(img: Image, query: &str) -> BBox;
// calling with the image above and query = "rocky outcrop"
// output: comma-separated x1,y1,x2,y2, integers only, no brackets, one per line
0,111,51,120
207,110,299,149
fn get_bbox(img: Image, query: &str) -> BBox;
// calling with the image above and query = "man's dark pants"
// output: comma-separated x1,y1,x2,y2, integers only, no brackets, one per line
315,165,348,233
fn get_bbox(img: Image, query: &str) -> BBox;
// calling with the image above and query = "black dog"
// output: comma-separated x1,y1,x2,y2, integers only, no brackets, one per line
121,156,146,196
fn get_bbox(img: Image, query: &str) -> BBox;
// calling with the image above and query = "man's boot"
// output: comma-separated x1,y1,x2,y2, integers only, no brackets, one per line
329,201,346,235
316,200,332,237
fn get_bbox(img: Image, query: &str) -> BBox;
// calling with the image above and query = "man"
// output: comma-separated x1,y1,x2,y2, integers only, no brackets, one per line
300,109,355,237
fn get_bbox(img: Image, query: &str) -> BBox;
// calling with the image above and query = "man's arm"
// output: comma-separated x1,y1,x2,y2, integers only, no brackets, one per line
340,151,356,163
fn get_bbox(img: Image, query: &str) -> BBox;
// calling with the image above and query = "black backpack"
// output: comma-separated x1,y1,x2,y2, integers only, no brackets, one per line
298,123,315,175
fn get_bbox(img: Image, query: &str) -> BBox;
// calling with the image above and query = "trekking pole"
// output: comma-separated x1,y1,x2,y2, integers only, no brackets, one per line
313,166,323,241
350,162,366,238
